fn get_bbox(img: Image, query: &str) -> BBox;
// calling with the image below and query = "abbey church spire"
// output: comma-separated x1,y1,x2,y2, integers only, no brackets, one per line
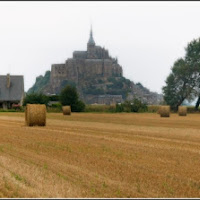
88,25,95,46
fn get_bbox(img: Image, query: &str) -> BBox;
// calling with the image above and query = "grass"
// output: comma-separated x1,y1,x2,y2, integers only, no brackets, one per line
1,112,200,197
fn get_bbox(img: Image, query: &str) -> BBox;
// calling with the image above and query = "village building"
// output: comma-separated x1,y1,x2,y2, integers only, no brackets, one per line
0,74,24,109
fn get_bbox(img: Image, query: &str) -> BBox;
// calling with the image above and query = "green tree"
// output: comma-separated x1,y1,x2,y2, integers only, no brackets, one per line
185,38,200,109
131,98,147,112
59,85,85,112
162,58,196,110
23,93,49,106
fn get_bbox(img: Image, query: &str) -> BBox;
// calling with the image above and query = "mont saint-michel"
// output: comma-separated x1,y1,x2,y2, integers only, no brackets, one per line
28,28,162,105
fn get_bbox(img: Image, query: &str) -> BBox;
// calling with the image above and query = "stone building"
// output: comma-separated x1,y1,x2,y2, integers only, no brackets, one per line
84,94,123,105
0,74,24,109
29,28,162,105
50,28,123,99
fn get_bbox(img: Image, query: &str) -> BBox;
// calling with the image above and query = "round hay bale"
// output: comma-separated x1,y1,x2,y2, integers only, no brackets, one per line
178,106,187,116
160,106,170,117
26,104,46,126
62,106,71,115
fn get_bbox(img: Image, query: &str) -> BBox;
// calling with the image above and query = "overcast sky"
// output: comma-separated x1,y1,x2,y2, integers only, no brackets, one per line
0,1,200,93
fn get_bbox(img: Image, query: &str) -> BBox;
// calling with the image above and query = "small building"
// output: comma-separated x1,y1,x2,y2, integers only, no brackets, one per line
85,94,123,105
0,74,24,109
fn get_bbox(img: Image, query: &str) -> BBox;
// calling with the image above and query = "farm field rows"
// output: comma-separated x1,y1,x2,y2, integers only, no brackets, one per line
0,112,200,197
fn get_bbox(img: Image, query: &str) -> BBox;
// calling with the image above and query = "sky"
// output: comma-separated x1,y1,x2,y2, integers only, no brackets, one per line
0,1,200,94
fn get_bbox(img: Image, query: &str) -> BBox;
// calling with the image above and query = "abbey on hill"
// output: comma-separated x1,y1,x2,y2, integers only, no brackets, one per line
51,28,123,95
28,28,162,105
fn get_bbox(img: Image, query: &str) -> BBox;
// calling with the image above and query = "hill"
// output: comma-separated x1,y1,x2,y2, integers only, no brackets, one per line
28,29,163,105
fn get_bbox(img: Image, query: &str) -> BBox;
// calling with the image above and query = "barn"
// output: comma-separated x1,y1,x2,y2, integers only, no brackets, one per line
0,74,24,109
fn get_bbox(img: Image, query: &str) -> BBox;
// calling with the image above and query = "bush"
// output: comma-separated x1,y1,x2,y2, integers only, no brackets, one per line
187,106,200,113
131,98,147,112
123,101,132,112
115,99,147,113
46,103,62,112
85,100,148,113
51,103,62,109
47,107,62,113
73,100,86,112
147,105,160,113
23,93,49,106
116,103,124,112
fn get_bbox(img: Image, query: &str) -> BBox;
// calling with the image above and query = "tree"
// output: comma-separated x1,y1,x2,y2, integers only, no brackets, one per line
131,98,147,112
162,58,196,110
23,93,49,106
59,85,85,112
185,38,200,109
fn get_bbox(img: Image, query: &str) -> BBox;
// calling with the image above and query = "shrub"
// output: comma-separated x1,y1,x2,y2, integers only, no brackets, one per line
187,106,200,113
131,98,147,112
115,99,147,113
73,100,86,112
116,103,124,112
23,93,49,106
147,105,160,113
51,103,62,109
123,101,132,112
47,107,62,113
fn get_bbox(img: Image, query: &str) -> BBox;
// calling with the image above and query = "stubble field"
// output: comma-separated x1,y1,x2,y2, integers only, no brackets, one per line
0,112,200,198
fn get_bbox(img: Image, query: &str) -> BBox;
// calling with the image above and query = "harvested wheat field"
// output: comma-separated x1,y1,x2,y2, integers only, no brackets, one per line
1,112,200,198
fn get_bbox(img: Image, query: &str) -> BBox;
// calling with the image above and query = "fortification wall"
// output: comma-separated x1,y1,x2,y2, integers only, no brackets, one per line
112,64,123,77
50,64,66,92
65,59,78,84
50,46,123,94
83,59,103,78
73,51,87,59
103,59,113,77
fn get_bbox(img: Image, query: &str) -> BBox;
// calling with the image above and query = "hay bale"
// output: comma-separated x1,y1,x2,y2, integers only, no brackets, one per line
160,106,170,117
62,106,71,115
26,104,46,126
178,106,187,116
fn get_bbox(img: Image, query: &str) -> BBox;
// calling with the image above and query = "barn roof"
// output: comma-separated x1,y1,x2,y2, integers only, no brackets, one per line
0,75,24,101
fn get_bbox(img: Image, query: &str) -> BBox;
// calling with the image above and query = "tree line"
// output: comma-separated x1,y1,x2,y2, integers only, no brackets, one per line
23,85,85,112
24,85,148,113
163,38,200,110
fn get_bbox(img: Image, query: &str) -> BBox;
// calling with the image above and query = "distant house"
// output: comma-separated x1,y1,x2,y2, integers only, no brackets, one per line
0,74,24,109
